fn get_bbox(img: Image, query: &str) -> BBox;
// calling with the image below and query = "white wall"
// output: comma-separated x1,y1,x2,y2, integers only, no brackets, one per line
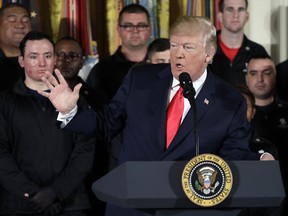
244,0,288,64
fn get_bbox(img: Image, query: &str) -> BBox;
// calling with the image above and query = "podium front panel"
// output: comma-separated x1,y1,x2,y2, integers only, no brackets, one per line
92,161,285,209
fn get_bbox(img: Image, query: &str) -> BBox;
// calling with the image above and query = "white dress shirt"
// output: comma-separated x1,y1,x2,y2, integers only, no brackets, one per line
169,69,207,123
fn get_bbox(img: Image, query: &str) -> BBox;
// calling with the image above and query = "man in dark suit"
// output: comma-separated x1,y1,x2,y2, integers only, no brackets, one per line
39,16,274,216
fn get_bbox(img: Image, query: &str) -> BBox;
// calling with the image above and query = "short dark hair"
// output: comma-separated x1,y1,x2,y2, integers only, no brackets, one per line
145,38,170,61
219,0,248,12
235,84,255,108
20,31,54,56
55,36,84,56
118,3,150,24
0,2,30,17
247,53,271,65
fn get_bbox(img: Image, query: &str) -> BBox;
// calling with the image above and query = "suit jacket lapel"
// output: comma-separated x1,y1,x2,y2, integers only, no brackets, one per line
163,72,216,153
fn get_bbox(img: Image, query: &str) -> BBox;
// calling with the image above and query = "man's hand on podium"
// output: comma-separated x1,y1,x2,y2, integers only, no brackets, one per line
260,152,275,160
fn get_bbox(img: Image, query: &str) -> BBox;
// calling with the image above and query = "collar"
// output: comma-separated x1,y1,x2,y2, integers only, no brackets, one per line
172,69,207,97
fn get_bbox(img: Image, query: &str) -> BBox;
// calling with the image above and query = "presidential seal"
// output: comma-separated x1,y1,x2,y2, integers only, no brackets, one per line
182,154,233,207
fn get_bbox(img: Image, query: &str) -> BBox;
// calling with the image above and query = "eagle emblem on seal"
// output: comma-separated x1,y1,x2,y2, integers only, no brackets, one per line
195,166,219,195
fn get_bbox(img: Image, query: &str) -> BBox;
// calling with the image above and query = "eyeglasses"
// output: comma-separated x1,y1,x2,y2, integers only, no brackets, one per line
119,24,149,32
56,52,82,62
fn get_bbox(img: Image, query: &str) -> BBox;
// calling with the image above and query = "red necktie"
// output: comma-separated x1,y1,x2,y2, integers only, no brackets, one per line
165,86,184,148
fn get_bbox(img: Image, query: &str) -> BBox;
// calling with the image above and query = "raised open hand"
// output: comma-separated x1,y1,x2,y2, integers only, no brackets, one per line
38,69,82,114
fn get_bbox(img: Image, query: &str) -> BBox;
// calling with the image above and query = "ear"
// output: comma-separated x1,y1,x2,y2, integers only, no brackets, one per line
218,11,223,24
18,56,24,68
246,11,250,22
205,48,216,64
80,58,84,68
245,74,249,84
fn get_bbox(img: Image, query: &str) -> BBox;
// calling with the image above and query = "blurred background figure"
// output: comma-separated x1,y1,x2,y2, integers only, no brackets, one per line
235,84,278,159
55,36,109,216
55,36,108,110
209,0,268,86
86,3,151,99
86,4,151,172
246,54,288,216
0,2,32,92
235,84,255,122
276,59,288,102
145,38,170,64
0,31,95,216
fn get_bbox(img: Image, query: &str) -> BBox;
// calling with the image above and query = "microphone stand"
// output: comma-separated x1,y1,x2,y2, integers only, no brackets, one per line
183,89,200,156
179,72,200,156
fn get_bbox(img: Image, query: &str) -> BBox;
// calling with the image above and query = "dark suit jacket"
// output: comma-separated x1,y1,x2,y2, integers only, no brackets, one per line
276,59,288,102
66,63,261,216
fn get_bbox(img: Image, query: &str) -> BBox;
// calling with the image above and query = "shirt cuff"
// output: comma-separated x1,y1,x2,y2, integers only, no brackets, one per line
57,105,78,127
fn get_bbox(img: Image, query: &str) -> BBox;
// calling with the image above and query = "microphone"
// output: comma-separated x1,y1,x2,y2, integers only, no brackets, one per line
179,72,195,101
179,72,200,156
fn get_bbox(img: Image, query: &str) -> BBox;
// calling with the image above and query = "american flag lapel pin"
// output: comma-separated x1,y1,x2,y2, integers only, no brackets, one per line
204,98,209,105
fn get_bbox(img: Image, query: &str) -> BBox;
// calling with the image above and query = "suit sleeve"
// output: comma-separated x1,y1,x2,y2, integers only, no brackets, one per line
64,68,132,139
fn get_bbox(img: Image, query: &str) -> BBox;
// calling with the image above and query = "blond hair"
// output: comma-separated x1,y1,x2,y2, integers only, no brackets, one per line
170,16,217,53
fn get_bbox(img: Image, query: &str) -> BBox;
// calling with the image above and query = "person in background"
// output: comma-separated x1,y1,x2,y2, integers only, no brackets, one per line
246,54,288,216
144,38,170,64
86,3,151,99
235,84,255,122
133,37,170,67
55,36,108,110
86,3,152,171
0,31,95,215
236,84,281,216
39,16,274,216
0,2,32,92
276,59,288,102
209,0,268,86
55,36,109,216
235,84,278,159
